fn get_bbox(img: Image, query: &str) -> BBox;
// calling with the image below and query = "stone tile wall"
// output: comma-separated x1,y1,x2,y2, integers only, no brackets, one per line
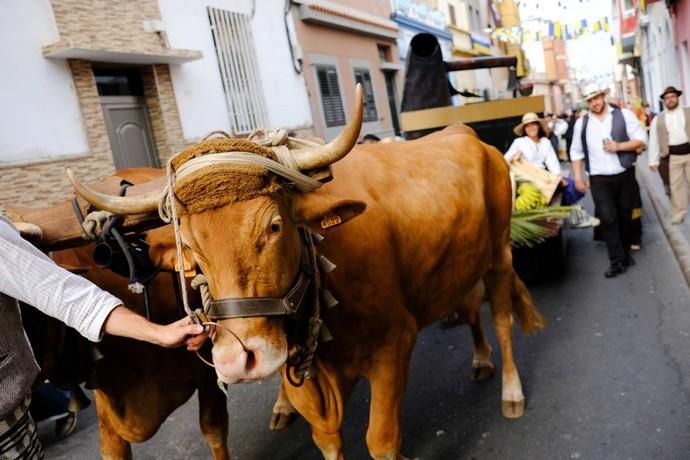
0,60,116,208
1,58,185,208
49,0,166,54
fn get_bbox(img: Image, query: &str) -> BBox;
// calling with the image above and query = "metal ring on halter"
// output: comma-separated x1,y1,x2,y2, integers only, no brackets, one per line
194,321,248,368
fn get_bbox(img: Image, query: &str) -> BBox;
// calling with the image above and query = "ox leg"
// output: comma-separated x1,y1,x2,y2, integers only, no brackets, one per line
269,377,298,430
197,382,230,460
365,328,416,460
469,318,494,382
282,362,355,460
95,395,133,460
460,281,494,382
485,260,525,418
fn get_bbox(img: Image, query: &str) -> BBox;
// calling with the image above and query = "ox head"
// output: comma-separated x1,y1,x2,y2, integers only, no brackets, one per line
68,87,366,384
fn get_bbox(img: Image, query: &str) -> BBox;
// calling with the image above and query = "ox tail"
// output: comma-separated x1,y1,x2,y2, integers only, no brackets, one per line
511,271,546,334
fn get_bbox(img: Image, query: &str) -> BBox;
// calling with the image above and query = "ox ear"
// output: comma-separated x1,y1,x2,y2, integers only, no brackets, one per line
146,226,197,273
293,193,366,233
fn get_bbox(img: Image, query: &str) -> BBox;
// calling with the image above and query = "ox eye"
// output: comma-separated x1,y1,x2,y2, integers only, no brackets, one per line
268,218,282,234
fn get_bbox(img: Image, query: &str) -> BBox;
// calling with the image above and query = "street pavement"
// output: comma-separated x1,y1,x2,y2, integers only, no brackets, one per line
40,172,690,460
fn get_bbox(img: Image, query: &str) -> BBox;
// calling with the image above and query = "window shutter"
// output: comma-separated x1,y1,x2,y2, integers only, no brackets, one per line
353,68,378,123
208,7,268,134
316,66,346,127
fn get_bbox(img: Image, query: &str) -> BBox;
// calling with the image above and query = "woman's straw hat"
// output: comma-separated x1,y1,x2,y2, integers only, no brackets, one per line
513,112,548,136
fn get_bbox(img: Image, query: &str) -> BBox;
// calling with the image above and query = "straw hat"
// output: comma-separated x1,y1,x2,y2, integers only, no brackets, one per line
660,85,683,99
582,83,610,101
513,112,548,136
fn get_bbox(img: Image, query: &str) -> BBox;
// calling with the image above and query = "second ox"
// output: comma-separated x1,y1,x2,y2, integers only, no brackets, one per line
70,85,545,459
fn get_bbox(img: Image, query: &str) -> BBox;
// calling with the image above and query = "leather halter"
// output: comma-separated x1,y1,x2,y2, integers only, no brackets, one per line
205,229,317,320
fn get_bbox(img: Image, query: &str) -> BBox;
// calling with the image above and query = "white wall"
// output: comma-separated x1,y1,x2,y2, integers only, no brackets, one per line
0,0,89,165
640,3,678,112
158,0,313,142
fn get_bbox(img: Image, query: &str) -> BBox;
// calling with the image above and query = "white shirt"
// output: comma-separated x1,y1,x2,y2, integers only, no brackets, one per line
648,108,689,167
505,136,562,175
569,106,647,176
0,216,121,342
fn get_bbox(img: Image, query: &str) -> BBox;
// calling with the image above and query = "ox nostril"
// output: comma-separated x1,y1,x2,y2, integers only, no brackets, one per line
245,350,257,371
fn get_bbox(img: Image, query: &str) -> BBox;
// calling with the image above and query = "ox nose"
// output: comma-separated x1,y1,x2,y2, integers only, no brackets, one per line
212,346,262,383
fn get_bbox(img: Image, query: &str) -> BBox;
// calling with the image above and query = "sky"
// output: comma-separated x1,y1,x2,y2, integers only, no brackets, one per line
515,0,618,89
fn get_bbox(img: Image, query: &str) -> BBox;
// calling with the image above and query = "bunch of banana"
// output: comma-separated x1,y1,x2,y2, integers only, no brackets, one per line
515,182,548,211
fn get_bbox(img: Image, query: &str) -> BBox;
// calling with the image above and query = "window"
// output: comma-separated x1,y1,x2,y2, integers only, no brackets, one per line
316,65,346,127
208,7,268,134
93,67,144,96
353,68,378,123
448,4,456,26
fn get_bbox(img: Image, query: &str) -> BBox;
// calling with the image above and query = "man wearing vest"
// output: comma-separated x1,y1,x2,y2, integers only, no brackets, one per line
570,83,647,278
648,85,690,225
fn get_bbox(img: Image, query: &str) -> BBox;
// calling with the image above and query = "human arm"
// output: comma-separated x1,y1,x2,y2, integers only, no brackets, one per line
647,116,660,171
504,138,523,161
568,119,588,192
603,109,647,153
542,139,562,176
102,306,204,348
0,217,205,347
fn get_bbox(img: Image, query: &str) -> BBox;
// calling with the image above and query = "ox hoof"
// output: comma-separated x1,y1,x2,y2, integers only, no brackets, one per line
269,410,298,431
501,398,525,418
470,363,494,382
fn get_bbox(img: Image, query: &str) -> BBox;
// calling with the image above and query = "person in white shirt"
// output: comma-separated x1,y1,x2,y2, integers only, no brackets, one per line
648,85,690,225
0,215,208,459
570,83,648,278
505,112,562,175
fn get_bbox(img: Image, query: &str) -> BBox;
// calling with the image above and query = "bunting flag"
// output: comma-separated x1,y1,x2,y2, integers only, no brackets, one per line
490,16,611,43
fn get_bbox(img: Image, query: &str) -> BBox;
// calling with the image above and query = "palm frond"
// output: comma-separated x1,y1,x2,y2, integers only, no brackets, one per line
510,206,577,248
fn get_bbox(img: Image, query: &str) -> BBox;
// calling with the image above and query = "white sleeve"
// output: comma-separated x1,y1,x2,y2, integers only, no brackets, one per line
647,116,660,167
569,118,585,162
0,218,122,342
504,138,521,161
623,108,648,146
542,140,562,175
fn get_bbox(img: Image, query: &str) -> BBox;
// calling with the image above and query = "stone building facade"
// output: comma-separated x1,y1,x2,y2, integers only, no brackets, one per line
1,0,314,208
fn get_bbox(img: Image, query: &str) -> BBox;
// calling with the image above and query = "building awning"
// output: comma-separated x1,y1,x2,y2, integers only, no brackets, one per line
296,1,399,41
43,40,202,64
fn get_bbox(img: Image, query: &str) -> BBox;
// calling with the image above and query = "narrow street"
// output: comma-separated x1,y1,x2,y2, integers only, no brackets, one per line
40,176,690,460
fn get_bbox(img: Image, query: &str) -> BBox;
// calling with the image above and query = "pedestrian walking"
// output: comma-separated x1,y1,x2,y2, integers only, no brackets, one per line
648,85,690,224
569,83,647,278
0,215,208,459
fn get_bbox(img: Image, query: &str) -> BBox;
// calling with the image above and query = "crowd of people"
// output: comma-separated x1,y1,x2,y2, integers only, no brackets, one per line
502,82,688,279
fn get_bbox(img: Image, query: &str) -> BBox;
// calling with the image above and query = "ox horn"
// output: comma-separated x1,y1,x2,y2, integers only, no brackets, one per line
293,84,364,171
67,169,161,215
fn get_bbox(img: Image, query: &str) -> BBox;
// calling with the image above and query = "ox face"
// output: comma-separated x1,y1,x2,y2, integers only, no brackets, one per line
181,196,298,383
180,192,365,384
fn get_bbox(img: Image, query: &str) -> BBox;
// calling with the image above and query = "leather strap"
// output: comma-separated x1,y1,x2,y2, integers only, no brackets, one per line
207,272,312,319
205,229,316,319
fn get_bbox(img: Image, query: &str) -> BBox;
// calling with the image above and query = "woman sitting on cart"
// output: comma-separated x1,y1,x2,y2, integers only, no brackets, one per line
505,112,563,177
505,112,599,228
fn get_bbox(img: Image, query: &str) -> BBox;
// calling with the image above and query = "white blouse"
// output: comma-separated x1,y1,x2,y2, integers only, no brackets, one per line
504,136,562,176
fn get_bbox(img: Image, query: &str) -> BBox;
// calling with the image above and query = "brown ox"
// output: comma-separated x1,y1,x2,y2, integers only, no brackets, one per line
36,168,231,459
70,88,544,459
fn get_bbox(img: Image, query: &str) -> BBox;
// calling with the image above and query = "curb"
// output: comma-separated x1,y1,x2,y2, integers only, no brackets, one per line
636,162,690,287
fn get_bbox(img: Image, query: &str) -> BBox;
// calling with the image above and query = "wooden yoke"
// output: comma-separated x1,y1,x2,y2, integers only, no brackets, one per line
5,170,167,252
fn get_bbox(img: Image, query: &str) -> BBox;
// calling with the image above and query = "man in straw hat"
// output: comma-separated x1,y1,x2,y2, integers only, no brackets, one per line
569,83,647,278
648,85,690,225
